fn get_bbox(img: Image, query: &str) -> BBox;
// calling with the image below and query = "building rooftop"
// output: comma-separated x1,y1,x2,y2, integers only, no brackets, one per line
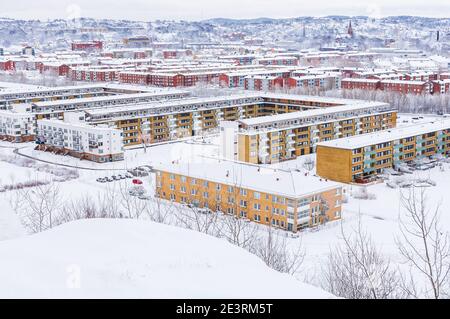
238,101,392,128
154,156,340,199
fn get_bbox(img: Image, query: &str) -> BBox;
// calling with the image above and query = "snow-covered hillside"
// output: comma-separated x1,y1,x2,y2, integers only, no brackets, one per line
0,219,334,298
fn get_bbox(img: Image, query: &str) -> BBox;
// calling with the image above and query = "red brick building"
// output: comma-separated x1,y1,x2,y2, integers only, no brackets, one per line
118,72,151,85
71,41,103,51
432,80,450,94
341,78,381,90
0,60,15,71
245,76,284,91
379,80,431,94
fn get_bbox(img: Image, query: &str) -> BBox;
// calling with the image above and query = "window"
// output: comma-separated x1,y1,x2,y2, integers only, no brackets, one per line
240,200,247,208
228,186,234,193
169,184,175,190
253,203,261,211
203,192,209,199
180,186,186,193
203,181,209,187
181,176,186,183
240,188,247,196
254,192,260,199
169,174,175,180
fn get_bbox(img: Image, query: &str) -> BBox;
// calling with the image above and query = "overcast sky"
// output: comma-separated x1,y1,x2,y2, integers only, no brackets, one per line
2,0,449,21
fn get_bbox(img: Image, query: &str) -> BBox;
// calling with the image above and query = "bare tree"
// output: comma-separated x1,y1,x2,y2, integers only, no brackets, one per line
174,202,223,237
397,187,450,299
18,181,63,233
144,195,175,224
302,157,315,172
220,213,259,249
117,180,148,219
321,218,403,299
251,224,304,275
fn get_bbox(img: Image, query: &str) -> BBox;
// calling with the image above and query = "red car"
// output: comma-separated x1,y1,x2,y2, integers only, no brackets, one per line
132,179,143,185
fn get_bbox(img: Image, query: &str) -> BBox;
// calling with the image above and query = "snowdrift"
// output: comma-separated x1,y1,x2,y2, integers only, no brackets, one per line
0,219,334,298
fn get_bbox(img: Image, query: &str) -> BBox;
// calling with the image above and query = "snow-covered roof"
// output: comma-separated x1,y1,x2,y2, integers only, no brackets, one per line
238,101,391,127
32,91,190,108
342,78,381,83
317,119,450,150
380,79,428,85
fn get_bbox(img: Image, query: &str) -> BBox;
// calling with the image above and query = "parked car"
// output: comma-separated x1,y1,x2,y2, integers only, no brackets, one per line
132,179,143,185
106,177,114,182
129,186,145,196
138,194,152,200
125,173,133,178
139,165,153,173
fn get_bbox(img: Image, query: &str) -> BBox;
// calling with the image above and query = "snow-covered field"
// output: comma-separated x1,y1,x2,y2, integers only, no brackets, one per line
0,219,334,298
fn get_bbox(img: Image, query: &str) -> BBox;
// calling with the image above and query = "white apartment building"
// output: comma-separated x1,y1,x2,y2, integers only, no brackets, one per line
36,116,124,162
0,110,36,142
219,121,239,160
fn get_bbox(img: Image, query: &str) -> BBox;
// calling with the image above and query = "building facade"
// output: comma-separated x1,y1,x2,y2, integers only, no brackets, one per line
155,162,343,232
36,117,124,163
235,103,397,164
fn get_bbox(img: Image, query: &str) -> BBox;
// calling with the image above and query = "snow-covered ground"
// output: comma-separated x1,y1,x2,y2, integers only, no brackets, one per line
0,219,334,298
1,114,450,297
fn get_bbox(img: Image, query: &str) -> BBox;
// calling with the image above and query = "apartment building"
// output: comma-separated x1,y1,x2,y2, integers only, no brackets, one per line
71,41,103,51
36,115,124,163
341,78,381,90
155,159,343,232
81,93,354,147
234,102,397,164
316,120,450,183
432,80,450,94
244,75,284,91
30,90,190,113
0,83,157,107
0,110,36,142
287,74,341,90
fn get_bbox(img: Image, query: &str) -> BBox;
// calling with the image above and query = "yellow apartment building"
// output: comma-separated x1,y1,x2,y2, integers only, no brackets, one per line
316,120,450,183
233,103,397,164
154,159,343,232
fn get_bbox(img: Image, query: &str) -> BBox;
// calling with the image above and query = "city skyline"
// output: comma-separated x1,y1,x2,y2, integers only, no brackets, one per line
1,0,449,21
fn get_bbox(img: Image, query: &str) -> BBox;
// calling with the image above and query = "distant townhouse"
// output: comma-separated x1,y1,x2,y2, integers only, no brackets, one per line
255,56,298,66
379,80,431,94
71,41,103,52
245,75,284,91
432,80,450,94
341,78,381,90
0,110,36,142
288,74,341,90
